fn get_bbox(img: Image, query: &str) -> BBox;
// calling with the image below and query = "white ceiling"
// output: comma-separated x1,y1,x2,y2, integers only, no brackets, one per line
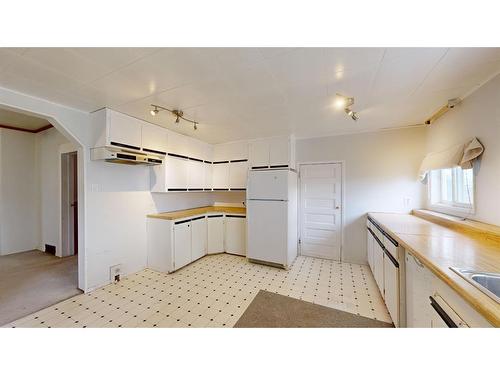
0,107,49,130
1,47,499,143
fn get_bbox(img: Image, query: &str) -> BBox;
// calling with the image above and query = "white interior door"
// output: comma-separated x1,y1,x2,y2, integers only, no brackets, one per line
299,163,342,261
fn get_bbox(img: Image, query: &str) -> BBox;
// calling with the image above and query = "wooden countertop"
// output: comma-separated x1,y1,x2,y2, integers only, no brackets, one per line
368,211,500,327
148,206,246,220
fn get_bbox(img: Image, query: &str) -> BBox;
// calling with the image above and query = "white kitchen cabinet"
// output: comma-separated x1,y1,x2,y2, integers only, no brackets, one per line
167,130,191,156
188,160,205,190
214,140,249,162
269,137,289,166
173,221,192,270
405,251,433,327
151,157,190,192
225,215,246,255
142,123,168,155
367,222,374,271
229,160,248,189
384,254,399,325
107,110,142,150
249,139,270,168
249,136,295,169
212,162,230,189
90,108,143,151
207,215,224,254
165,155,189,190
147,218,173,273
373,238,385,296
204,162,213,190
191,217,207,261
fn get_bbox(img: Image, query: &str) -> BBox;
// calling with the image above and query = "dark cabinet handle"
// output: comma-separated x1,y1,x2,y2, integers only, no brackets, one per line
429,296,458,328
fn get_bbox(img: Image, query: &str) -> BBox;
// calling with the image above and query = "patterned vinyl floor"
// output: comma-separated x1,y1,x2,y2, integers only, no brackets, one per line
4,254,391,328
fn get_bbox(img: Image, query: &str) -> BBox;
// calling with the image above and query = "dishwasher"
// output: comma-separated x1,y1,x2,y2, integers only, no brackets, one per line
429,293,469,328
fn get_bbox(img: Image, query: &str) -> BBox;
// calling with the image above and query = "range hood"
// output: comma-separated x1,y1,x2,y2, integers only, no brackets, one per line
91,147,163,165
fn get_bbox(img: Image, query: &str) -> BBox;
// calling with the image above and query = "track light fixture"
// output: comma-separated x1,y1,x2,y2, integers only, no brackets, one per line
345,107,359,121
335,93,359,121
150,104,199,130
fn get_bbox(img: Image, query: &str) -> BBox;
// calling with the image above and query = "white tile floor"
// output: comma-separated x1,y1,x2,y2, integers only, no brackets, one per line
4,254,391,328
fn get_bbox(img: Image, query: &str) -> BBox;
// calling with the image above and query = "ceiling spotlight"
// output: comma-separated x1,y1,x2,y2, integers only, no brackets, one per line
150,106,159,116
335,93,358,121
345,107,359,121
334,93,354,109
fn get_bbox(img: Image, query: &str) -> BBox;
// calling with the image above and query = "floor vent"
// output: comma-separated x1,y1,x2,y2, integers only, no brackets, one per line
45,244,56,255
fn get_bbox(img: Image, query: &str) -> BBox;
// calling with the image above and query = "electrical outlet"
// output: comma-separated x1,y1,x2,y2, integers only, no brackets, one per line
110,264,122,282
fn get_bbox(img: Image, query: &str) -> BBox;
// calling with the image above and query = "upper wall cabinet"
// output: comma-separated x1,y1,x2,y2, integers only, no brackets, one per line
188,159,205,190
229,160,248,189
248,139,269,168
204,162,213,190
142,123,168,155
212,162,230,190
90,108,169,155
249,136,295,169
107,110,143,150
213,141,248,162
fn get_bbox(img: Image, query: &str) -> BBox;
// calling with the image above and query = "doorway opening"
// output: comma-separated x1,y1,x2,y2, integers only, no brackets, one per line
0,107,81,326
61,151,78,257
298,162,344,261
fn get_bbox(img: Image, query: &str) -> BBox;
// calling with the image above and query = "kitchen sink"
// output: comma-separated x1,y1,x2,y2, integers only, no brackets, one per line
450,268,500,304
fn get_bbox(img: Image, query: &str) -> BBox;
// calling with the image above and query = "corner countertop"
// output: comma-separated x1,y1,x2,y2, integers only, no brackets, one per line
368,211,500,327
147,206,246,221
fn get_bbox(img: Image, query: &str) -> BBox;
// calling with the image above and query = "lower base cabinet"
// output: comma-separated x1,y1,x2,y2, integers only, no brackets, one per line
173,220,192,270
373,240,385,295
148,212,246,273
225,215,246,256
405,251,432,327
207,215,224,254
191,216,207,261
384,255,399,325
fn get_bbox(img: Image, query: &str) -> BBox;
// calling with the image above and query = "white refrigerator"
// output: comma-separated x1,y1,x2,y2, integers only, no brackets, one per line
246,169,298,268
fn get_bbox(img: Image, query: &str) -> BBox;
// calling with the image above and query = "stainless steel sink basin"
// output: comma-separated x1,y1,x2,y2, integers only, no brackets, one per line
450,268,500,304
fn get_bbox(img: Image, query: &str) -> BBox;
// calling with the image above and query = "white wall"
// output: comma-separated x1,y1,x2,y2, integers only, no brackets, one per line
425,73,500,226
85,159,240,289
0,129,39,255
296,127,427,264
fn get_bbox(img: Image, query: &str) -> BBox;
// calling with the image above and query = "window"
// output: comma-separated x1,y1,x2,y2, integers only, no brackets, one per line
428,167,474,215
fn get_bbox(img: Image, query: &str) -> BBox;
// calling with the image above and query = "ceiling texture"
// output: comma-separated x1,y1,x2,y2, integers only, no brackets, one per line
0,47,499,143
0,107,50,131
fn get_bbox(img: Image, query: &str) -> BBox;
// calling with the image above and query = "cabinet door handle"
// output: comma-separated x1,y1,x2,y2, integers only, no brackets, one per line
411,253,424,268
